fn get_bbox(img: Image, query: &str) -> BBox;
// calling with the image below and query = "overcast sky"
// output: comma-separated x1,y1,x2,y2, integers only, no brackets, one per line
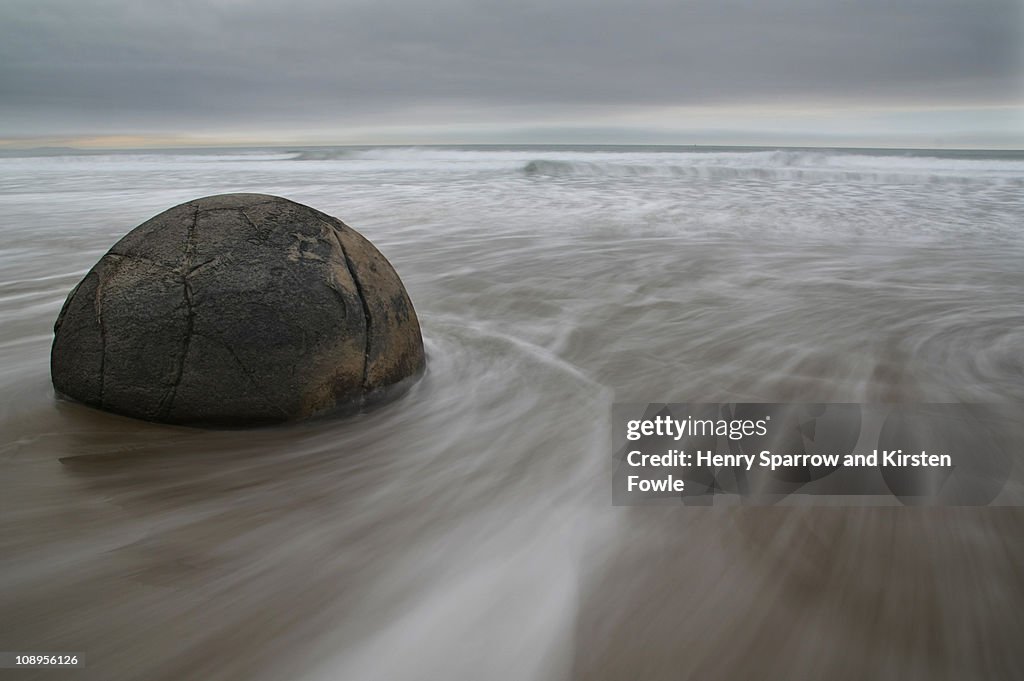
1,0,1021,147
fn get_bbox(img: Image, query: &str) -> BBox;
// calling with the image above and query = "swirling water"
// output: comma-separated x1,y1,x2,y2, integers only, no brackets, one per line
1,146,1023,680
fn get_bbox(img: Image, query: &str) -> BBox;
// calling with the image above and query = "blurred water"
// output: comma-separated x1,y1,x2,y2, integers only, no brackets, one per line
1,146,1022,680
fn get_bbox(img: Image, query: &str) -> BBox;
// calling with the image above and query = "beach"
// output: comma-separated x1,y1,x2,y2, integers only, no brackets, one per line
1,145,1023,680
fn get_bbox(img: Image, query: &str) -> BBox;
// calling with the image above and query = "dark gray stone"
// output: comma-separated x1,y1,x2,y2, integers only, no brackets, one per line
51,194,426,426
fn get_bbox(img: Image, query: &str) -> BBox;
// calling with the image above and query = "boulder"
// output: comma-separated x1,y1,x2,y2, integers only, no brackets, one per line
51,193,425,426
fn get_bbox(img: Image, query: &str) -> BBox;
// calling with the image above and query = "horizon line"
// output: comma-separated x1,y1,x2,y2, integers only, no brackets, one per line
2,141,1022,154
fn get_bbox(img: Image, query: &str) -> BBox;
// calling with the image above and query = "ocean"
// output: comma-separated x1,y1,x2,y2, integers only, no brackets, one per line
1,145,1023,680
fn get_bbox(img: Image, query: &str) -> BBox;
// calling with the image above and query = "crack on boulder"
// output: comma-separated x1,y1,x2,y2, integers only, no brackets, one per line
188,257,219,277
325,282,350,319
193,331,291,420
202,199,280,212
106,251,179,274
238,208,271,244
158,207,199,419
324,219,371,393
93,272,107,408
91,254,130,408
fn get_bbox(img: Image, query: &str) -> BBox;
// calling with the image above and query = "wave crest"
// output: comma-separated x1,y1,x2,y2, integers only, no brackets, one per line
520,151,1024,185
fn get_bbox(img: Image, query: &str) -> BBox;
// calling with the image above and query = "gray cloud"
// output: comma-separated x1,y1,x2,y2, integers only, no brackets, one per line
0,0,1021,136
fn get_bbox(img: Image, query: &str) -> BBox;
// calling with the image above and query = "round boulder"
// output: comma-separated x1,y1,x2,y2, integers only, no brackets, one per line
51,193,425,426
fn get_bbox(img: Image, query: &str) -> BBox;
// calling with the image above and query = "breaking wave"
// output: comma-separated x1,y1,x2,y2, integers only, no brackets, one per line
521,150,1024,185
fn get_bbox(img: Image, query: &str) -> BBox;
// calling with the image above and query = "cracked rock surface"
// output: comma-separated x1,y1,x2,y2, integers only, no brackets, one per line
50,193,426,426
